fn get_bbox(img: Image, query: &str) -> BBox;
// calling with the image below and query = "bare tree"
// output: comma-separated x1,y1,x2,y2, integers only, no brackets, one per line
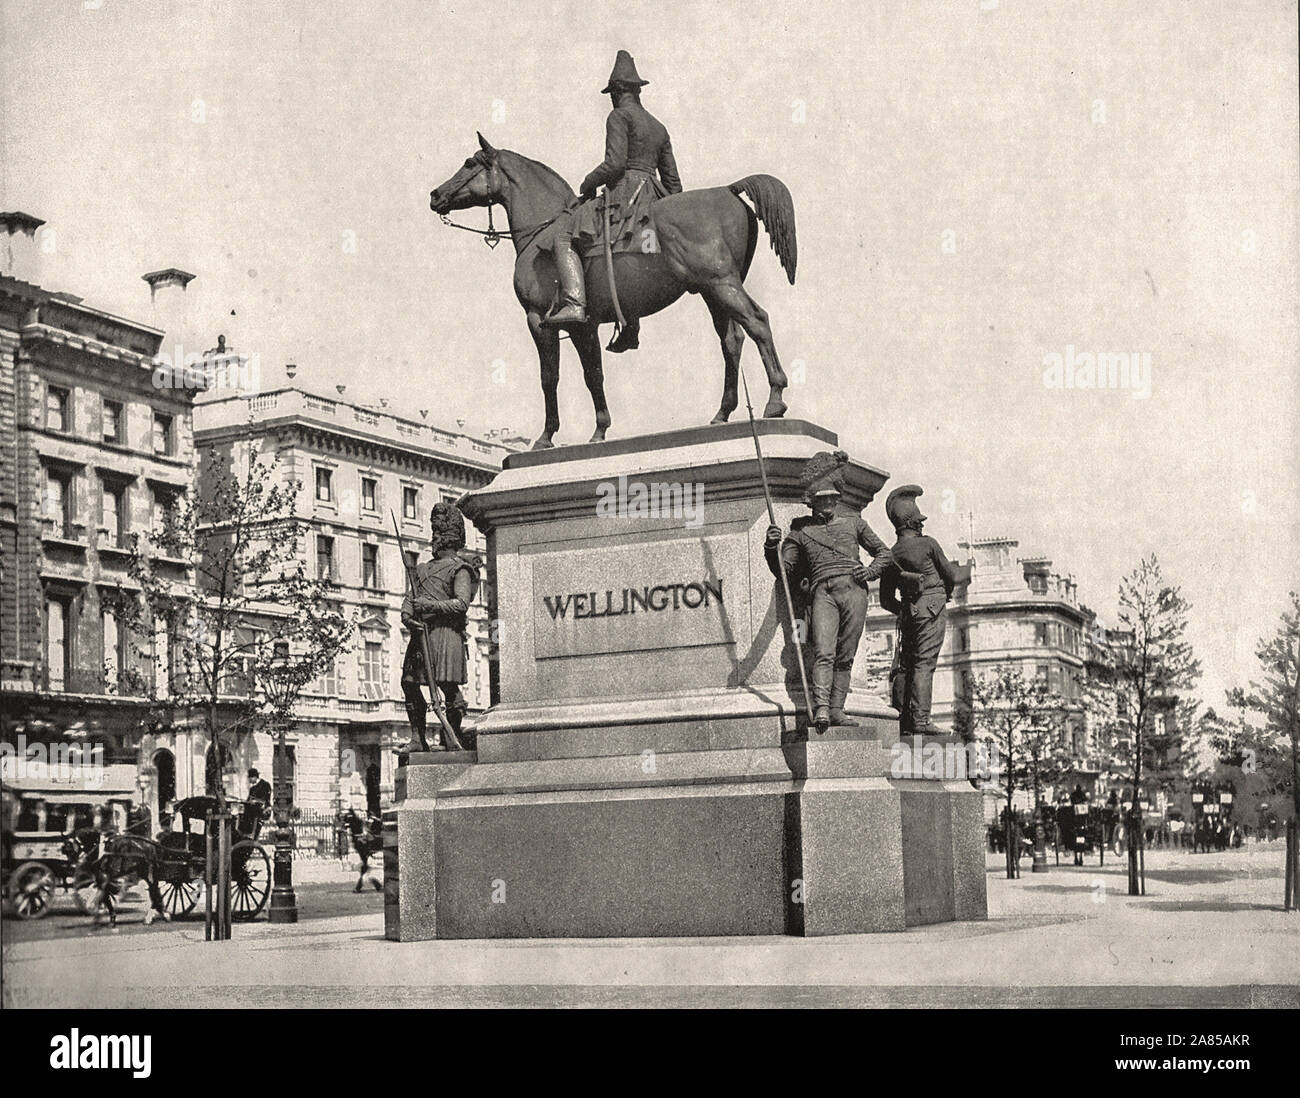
1223,592,1300,908
1111,554,1200,895
963,667,1071,879
119,441,353,809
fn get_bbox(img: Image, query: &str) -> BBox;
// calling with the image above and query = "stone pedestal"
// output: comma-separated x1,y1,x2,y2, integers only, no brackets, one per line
385,420,987,940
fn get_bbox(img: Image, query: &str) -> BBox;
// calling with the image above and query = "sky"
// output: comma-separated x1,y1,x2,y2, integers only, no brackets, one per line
2,0,1296,706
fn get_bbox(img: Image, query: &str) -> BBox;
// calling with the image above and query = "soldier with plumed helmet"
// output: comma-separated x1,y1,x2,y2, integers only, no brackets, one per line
878,484,968,735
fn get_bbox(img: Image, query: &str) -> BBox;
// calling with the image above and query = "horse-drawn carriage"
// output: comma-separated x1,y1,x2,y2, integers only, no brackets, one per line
1,781,133,920
150,795,272,920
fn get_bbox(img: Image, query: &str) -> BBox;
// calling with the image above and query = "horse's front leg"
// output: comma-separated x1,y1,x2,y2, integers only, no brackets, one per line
527,311,561,448
570,323,611,442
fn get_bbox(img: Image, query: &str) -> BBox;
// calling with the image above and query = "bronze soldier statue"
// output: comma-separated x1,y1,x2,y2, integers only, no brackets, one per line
400,503,480,752
764,451,892,732
543,49,682,353
878,485,968,735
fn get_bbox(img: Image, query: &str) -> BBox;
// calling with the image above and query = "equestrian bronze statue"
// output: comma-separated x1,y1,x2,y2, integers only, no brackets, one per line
429,51,797,449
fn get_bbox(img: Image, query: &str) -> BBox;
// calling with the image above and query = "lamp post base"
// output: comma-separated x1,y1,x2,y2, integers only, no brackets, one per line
269,828,298,924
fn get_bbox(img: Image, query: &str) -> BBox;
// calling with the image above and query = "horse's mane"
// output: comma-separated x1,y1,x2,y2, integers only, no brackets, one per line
489,148,575,197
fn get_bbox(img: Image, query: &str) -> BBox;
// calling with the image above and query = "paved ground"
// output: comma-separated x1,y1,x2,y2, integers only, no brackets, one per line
3,846,1297,1007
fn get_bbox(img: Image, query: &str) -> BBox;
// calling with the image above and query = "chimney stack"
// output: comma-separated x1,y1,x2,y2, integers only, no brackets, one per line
142,268,197,364
1,212,48,286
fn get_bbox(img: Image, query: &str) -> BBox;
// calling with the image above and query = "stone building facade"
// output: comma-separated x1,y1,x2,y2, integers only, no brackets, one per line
0,214,215,821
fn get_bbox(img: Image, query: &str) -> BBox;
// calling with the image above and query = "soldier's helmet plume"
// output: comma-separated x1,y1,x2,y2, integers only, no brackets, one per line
429,501,466,552
800,450,850,503
885,484,927,531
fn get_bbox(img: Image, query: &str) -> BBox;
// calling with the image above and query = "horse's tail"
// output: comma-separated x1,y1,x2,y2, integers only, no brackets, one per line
729,174,797,284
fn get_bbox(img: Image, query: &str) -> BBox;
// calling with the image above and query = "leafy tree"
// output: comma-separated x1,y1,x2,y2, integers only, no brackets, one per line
1110,554,1200,895
963,666,1071,879
118,441,353,808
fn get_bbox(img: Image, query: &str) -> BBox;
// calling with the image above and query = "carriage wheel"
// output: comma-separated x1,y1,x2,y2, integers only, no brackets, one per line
229,841,271,921
156,877,203,918
8,863,56,920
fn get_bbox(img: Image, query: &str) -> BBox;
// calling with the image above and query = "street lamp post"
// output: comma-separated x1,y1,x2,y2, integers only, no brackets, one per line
266,642,298,924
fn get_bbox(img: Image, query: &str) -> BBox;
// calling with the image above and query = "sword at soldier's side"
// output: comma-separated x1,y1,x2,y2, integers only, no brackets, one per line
391,511,463,751
740,368,816,729
601,187,628,335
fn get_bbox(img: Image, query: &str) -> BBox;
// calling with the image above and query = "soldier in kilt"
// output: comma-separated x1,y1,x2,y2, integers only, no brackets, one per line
400,503,480,751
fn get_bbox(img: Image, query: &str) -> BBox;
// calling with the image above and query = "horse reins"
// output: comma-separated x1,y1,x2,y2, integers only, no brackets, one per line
437,158,561,250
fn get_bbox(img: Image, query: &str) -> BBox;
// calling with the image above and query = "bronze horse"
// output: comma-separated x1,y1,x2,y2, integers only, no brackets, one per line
429,134,797,449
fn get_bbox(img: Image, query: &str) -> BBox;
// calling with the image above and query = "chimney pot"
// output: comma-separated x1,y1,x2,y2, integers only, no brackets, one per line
1,211,48,285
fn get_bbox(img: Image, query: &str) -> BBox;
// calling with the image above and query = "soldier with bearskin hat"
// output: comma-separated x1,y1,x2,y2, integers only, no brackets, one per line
764,450,893,731
878,485,968,735
400,502,481,752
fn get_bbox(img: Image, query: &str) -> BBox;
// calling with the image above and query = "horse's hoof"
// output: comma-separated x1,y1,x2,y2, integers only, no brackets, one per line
531,438,555,451
588,430,607,444
709,413,731,425
761,401,788,419
371,878,383,891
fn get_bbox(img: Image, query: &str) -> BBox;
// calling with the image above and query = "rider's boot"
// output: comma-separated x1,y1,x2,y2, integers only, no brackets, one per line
606,317,640,353
543,238,587,326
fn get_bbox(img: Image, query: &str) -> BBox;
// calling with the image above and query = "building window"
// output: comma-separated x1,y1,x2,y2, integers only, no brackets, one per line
100,479,126,548
403,486,418,520
957,626,970,653
151,486,179,542
1034,622,1050,646
316,535,335,582
152,613,173,699
102,400,123,443
315,467,333,503
361,476,377,512
102,607,122,690
45,596,72,691
361,642,382,688
152,412,174,456
43,467,73,537
361,543,380,590
313,657,337,696
46,386,70,433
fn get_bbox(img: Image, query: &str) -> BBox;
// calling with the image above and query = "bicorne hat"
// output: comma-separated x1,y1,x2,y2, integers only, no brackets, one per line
601,50,650,94
885,484,927,531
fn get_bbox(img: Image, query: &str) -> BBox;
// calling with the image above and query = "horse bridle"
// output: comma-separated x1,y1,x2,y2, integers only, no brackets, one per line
437,153,561,250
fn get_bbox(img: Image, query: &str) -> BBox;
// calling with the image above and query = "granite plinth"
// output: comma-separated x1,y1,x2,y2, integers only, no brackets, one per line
386,726,986,940
385,422,987,940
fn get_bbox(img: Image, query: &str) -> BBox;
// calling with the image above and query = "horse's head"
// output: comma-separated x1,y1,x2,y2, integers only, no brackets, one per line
430,132,503,215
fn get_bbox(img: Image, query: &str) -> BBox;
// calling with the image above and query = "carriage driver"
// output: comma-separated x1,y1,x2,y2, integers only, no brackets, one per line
542,49,683,352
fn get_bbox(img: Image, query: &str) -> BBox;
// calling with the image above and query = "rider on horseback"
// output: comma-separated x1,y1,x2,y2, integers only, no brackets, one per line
544,50,683,352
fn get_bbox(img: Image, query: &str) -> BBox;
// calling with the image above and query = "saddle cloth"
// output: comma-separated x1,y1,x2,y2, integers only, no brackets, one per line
571,168,666,259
